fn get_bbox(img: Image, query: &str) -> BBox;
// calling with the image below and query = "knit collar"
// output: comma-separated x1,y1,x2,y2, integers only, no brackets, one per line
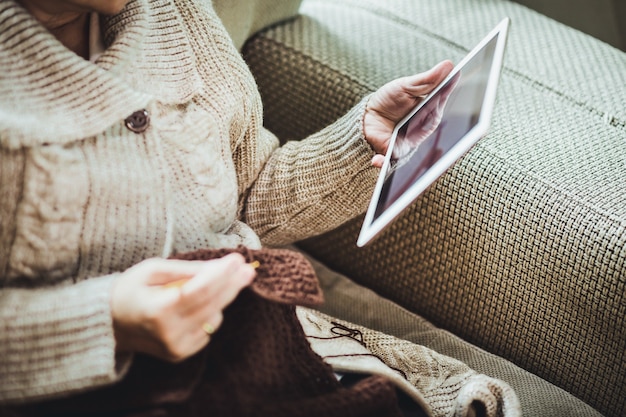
0,0,202,148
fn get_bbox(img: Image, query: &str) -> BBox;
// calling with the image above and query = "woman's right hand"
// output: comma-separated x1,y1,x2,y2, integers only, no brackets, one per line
111,253,256,362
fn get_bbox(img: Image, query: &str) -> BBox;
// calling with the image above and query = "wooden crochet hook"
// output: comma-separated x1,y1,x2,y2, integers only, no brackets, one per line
162,260,260,289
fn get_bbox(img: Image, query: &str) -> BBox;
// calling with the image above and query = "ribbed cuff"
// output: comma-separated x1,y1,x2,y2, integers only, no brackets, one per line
0,274,132,404
247,95,379,245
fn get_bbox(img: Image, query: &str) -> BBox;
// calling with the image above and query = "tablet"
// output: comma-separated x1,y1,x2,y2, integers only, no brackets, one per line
357,18,510,247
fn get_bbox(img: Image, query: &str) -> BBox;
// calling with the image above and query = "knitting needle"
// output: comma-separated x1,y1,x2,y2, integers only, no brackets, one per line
161,260,260,289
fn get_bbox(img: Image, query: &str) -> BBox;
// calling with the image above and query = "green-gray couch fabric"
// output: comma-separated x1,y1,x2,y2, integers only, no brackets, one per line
212,0,303,50
239,0,626,416
301,250,602,417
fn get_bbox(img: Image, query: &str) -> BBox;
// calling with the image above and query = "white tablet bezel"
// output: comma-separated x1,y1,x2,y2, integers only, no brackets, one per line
357,18,510,247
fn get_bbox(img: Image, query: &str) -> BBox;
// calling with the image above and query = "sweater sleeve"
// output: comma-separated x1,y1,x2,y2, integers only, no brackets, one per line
241,96,379,246
0,274,132,404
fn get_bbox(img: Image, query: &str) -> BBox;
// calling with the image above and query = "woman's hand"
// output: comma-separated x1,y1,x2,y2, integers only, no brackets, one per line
363,60,454,168
392,71,461,161
111,253,256,362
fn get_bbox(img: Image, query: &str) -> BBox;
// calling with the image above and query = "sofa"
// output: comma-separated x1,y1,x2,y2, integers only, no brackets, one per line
214,0,625,415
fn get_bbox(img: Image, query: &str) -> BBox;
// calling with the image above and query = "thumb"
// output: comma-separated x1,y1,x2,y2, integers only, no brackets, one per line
404,60,454,96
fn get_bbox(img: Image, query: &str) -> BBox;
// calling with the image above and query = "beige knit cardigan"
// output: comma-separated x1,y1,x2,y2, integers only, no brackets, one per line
0,0,379,403
0,1,521,415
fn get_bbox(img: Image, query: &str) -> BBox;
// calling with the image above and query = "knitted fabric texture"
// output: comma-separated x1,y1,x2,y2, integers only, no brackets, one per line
298,308,520,417
0,0,378,403
12,247,402,417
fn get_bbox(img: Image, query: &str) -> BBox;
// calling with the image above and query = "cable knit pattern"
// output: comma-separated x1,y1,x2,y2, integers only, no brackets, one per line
0,0,521,413
11,247,404,417
0,0,378,403
298,308,521,417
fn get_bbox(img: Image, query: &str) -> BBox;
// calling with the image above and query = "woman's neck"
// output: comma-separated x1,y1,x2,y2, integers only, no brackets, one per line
17,1,90,59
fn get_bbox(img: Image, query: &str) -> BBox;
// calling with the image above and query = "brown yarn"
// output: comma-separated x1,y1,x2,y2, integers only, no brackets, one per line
173,246,325,308
14,246,402,417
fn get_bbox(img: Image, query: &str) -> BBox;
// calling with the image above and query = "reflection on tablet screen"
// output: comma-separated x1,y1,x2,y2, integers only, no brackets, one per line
373,36,498,221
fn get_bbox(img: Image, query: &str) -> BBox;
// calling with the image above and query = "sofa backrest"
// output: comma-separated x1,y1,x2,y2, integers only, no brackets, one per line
212,0,303,50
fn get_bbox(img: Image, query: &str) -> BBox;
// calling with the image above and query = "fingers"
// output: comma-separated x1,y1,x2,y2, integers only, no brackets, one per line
403,60,454,97
365,60,454,125
112,253,257,362
179,253,256,314
132,258,209,286
195,311,223,341
176,254,256,356
371,154,385,168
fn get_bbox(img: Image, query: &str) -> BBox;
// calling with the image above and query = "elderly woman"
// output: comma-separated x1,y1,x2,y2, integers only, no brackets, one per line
0,0,520,416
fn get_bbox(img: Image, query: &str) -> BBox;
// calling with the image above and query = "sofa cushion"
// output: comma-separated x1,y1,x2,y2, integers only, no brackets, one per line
242,0,626,415
299,249,603,417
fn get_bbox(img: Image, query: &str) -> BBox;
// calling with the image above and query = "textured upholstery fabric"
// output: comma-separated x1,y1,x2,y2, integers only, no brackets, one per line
299,249,603,417
212,0,302,50
0,0,375,404
242,0,626,416
13,247,403,417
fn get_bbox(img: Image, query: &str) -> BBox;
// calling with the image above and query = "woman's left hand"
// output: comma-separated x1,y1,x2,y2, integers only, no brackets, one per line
363,60,454,168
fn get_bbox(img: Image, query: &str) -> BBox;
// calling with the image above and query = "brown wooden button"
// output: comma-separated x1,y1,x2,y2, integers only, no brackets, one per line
124,109,150,133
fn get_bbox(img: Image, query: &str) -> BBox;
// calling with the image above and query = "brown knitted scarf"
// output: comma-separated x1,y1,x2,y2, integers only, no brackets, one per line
14,247,402,417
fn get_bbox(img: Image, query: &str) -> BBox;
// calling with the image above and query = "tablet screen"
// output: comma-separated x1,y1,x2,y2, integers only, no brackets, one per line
373,36,497,220
357,18,509,247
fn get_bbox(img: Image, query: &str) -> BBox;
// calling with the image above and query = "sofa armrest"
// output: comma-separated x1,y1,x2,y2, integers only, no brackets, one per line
242,0,626,416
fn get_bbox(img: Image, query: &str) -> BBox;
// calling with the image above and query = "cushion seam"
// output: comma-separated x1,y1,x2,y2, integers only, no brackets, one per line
253,32,626,227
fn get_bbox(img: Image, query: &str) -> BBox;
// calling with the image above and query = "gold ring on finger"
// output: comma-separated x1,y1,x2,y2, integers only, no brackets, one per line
202,322,216,336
